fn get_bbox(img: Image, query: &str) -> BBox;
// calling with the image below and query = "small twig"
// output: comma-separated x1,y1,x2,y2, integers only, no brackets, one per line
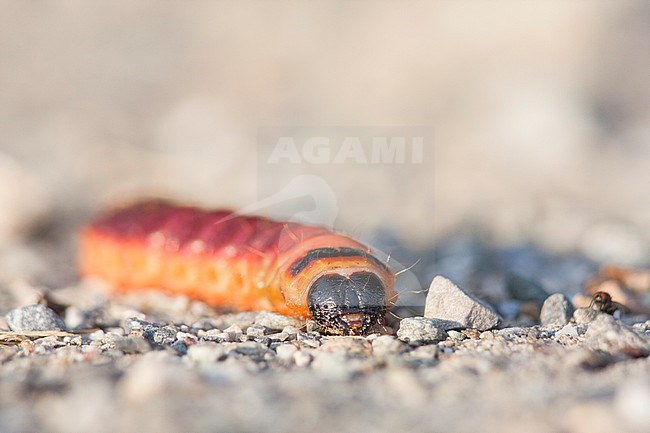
0,329,98,346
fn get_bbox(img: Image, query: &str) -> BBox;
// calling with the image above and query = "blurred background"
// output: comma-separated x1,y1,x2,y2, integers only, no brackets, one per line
1,1,649,300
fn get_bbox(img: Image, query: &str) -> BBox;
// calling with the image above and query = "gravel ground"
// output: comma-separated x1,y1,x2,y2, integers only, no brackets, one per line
1,247,650,433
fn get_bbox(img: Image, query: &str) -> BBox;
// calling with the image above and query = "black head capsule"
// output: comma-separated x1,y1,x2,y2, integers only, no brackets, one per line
307,271,387,335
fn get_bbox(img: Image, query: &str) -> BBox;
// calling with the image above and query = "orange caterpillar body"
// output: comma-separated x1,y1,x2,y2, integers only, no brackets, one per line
79,201,396,334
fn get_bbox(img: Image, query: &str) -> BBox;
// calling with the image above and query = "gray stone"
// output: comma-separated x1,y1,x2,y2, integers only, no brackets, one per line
123,318,177,347
573,307,601,325
122,318,145,334
145,325,177,346
540,293,574,328
583,314,650,356
201,329,228,342
397,317,448,345
424,276,502,331
6,304,66,332
297,332,321,348
245,324,267,338
112,336,152,354
495,327,529,341
170,340,187,355
234,341,268,357
222,324,244,342
267,331,292,342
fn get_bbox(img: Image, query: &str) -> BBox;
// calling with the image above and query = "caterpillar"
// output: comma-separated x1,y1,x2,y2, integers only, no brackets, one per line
79,200,396,335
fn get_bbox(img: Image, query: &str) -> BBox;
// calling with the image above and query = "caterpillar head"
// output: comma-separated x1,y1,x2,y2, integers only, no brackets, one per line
307,271,387,335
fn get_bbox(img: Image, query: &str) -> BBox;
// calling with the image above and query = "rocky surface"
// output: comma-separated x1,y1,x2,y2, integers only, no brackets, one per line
1,278,649,433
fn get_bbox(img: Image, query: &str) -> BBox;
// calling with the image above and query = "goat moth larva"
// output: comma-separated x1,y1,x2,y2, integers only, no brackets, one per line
79,201,396,335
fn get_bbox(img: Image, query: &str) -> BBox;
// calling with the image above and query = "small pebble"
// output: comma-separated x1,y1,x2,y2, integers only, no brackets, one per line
202,329,228,342
572,308,601,325
176,332,198,345
123,318,144,334
246,324,267,338
145,325,177,346
170,340,188,355
186,343,225,364
254,336,271,346
267,331,291,342
223,324,244,342
495,327,527,341
540,293,574,328
424,276,502,331
297,332,321,348
447,330,466,341
112,336,152,354
235,341,267,357
305,319,323,333
397,317,448,345
479,330,495,340
6,304,66,332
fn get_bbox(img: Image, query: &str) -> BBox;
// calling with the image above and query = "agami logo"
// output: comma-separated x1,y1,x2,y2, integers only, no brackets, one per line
267,136,424,164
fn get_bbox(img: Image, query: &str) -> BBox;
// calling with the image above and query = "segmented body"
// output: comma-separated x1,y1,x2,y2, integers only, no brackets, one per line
79,201,396,321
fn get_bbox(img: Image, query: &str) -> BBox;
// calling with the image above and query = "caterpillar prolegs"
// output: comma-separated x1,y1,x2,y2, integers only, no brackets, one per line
79,201,396,335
